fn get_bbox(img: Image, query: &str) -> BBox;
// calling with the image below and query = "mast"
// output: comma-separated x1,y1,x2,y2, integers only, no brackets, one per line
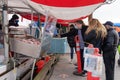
2,0,9,62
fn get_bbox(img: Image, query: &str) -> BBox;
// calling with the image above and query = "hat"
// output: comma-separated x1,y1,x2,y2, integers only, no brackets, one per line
12,14,19,19
104,21,113,26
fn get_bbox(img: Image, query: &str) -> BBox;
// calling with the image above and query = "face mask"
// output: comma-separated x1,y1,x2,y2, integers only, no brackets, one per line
15,19,19,24
74,26,78,29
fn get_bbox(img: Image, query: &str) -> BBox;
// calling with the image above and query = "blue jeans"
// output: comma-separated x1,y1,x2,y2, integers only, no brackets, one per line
70,47,76,60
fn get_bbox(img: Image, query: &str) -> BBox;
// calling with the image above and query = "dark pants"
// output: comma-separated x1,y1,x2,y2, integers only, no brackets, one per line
103,51,116,80
80,49,84,70
70,47,76,60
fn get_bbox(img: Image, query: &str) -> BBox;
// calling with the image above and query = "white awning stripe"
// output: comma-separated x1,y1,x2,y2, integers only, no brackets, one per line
27,0,103,20
0,0,104,20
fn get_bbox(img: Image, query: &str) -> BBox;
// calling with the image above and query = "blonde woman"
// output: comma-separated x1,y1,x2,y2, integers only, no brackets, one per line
85,14,107,52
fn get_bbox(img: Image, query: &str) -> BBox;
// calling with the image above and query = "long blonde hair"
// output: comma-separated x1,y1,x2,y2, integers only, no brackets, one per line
85,18,107,39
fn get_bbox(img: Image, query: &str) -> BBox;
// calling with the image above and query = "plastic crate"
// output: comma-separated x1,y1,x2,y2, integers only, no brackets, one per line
48,38,67,54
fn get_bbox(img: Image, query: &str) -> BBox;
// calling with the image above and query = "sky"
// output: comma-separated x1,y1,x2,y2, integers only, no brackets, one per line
93,0,120,23
9,0,120,26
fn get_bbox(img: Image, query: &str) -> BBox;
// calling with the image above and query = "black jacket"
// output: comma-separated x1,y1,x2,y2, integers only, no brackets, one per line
80,25,88,41
102,28,119,52
84,29,103,50
61,25,88,47
9,19,19,27
61,28,77,47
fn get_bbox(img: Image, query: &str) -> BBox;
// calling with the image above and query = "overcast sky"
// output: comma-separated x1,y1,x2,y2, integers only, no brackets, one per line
93,0,120,23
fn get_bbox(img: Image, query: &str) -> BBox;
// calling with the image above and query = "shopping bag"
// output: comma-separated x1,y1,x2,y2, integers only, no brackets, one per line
83,47,95,57
84,54,103,76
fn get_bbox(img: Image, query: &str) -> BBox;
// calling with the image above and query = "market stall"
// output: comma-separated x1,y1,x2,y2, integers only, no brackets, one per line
0,0,114,80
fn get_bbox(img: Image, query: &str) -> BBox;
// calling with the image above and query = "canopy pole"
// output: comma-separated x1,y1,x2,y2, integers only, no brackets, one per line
38,14,42,39
30,10,34,35
38,14,40,28
2,0,9,63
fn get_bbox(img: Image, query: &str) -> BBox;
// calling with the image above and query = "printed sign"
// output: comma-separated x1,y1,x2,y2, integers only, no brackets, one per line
83,47,95,57
84,54,103,75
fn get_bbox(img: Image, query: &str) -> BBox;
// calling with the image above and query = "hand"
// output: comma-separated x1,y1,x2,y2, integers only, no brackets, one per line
57,34,61,38
88,44,93,48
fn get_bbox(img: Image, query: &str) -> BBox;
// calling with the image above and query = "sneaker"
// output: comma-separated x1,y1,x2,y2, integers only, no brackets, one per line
75,66,78,69
81,73,87,77
73,70,83,76
69,59,73,64
81,72,87,77
74,63,78,66
73,70,87,77
69,61,73,64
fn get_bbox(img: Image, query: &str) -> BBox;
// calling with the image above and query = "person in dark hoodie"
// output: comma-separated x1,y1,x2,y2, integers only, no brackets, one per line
9,14,19,27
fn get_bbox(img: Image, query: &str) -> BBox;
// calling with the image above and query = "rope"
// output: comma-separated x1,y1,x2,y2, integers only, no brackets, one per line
105,0,116,4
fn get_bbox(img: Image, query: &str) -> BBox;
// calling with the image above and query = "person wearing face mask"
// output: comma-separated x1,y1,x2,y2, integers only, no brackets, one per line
9,14,19,27
60,24,77,63
73,20,88,76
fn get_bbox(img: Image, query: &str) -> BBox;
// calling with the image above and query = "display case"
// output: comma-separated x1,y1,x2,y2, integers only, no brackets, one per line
48,38,67,54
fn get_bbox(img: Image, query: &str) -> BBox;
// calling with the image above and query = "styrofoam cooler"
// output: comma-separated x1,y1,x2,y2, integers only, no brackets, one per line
48,38,67,54
10,38,41,58
0,65,7,74
25,28,37,37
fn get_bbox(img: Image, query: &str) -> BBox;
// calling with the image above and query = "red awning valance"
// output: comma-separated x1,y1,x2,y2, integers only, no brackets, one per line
31,0,105,7
20,13,88,26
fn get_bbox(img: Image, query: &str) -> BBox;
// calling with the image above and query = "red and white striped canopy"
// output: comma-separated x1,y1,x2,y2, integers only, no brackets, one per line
0,0,106,23
32,0,105,7
29,0,105,20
